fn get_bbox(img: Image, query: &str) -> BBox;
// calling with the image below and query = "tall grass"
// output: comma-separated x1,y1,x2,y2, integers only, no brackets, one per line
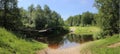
0,27,47,54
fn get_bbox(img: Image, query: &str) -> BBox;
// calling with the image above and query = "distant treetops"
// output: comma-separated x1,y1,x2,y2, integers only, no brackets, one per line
65,11,95,26
20,4,64,30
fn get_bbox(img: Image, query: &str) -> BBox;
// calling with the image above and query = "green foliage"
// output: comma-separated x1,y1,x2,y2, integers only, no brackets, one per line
0,0,22,30
20,4,65,30
19,7,29,27
94,0,119,35
27,4,36,28
81,11,94,26
35,5,64,29
66,11,95,26
65,15,81,26
0,27,47,54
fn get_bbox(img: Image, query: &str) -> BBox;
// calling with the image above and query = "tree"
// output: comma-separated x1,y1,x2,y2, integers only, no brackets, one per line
51,11,64,27
66,16,73,26
43,5,52,28
66,15,81,26
0,0,22,30
19,7,28,27
35,5,46,30
94,0,119,35
66,12,95,27
0,0,4,26
74,15,81,26
81,11,94,26
28,4,36,28
34,5,64,30
19,4,65,30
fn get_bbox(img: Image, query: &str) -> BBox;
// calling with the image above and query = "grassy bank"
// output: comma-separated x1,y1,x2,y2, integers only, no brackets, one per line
70,26,120,54
0,27,47,54
80,34,120,54
72,26,101,35
70,26,101,39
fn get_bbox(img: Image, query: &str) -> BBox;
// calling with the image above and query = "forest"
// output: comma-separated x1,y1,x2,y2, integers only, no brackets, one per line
0,0,119,54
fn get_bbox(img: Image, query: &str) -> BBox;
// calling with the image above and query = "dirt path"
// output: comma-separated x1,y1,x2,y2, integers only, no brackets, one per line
107,42,120,48
37,45,81,54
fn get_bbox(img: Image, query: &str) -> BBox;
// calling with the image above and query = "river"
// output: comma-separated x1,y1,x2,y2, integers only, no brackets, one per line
37,33,93,49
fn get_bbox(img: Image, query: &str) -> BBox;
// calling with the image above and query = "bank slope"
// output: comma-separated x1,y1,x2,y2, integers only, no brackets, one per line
0,28,47,54
80,34,120,54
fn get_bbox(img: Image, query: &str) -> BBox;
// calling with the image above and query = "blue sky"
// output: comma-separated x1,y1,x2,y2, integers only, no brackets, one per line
18,0,98,20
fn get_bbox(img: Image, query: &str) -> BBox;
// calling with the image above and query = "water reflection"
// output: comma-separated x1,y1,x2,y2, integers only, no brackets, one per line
37,33,93,49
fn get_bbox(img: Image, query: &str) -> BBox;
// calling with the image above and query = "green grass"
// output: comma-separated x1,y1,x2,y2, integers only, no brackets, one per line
70,26,101,39
73,26,101,35
0,27,47,54
81,34,120,54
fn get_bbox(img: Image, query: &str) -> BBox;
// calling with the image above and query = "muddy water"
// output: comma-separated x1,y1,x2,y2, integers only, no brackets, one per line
37,33,93,49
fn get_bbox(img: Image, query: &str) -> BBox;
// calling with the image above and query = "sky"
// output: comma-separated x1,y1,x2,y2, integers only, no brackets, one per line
18,0,98,20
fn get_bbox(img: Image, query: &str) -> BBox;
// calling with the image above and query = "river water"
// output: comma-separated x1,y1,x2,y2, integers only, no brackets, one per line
37,33,93,49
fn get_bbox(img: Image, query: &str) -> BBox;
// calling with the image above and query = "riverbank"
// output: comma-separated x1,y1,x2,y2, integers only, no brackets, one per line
0,27,47,54
80,34,120,54
70,26,101,35
70,26,102,40
70,26,120,54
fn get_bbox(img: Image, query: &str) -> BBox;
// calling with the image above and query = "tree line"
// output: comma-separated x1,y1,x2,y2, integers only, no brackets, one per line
66,0,119,36
65,11,95,26
0,0,64,31
20,4,64,30
0,0,119,36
